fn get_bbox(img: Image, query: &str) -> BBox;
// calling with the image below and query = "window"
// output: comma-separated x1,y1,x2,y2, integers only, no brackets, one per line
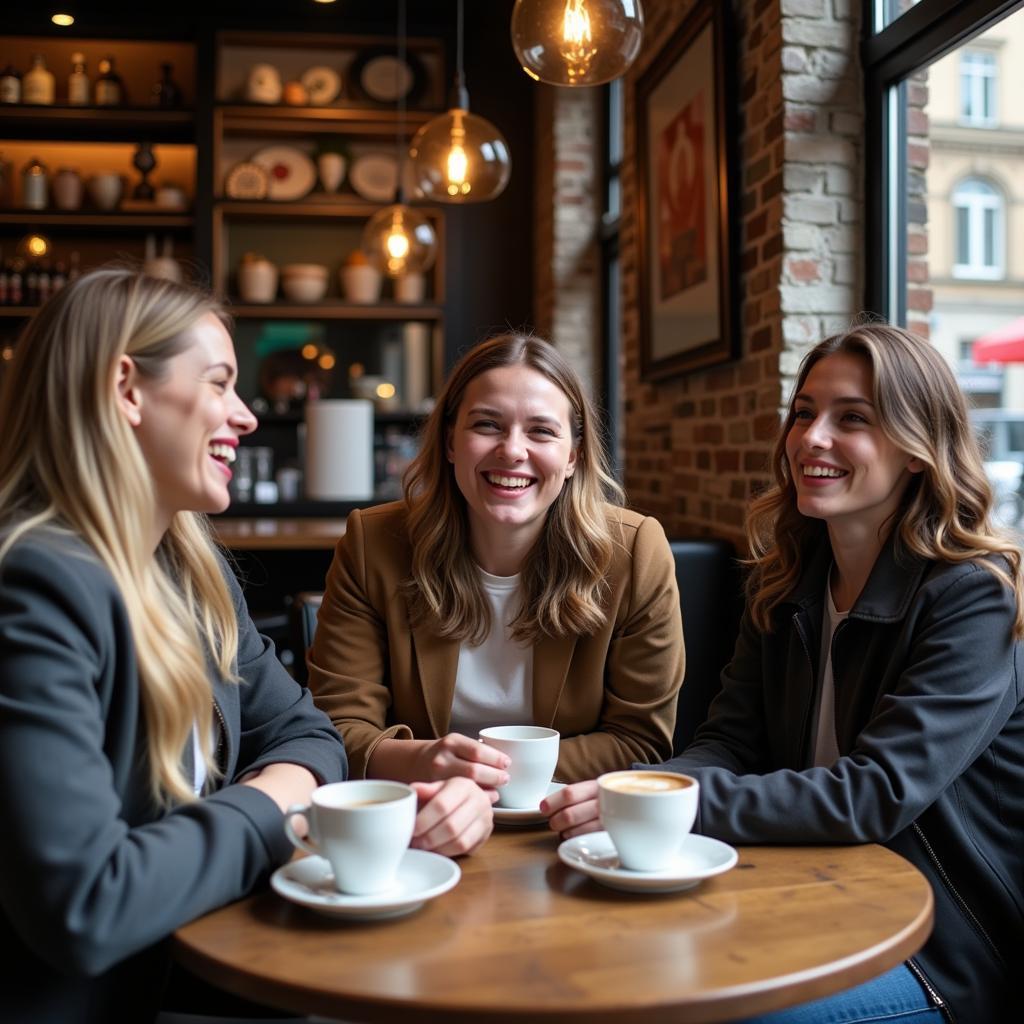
960,50,997,125
953,178,1004,279
600,78,624,479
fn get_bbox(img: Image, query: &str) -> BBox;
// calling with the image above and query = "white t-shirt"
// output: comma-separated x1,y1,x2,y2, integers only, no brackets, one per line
811,577,849,768
191,722,207,795
449,568,533,737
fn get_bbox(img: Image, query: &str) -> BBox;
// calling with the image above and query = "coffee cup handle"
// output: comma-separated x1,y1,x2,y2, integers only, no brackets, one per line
284,803,319,857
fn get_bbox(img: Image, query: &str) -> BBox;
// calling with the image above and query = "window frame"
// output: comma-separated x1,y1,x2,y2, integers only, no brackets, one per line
951,177,1005,279
959,49,998,126
862,0,1022,322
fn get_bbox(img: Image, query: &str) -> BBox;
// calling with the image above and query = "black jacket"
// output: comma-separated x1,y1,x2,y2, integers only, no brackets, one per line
0,533,348,1023
657,535,1023,1022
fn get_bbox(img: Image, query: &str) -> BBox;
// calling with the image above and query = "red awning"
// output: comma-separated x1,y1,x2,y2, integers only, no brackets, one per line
973,316,1024,364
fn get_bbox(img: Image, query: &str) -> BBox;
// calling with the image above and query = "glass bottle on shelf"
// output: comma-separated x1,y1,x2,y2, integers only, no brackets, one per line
51,259,67,294
152,63,182,108
0,255,8,305
68,250,81,282
68,52,90,106
8,258,24,306
21,157,48,210
0,64,21,104
94,57,125,107
22,54,55,106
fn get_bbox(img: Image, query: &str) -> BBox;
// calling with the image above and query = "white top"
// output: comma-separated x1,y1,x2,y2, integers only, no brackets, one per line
191,722,207,795
811,578,849,768
449,568,533,737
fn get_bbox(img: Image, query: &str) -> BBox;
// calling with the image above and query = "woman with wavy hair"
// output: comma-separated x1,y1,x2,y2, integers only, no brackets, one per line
546,324,1022,1023
0,268,484,1024
309,331,684,798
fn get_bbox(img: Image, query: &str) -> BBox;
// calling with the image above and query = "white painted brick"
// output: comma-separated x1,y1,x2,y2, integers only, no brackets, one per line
839,197,860,222
783,194,839,224
822,225,856,252
831,0,857,20
781,46,808,73
780,284,856,314
812,49,854,79
779,347,808,375
787,133,857,166
784,165,825,192
822,315,856,334
781,0,827,16
782,19,849,48
783,75,840,103
833,254,858,284
782,315,821,345
831,111,863,135
825,165,855,195
783,222,822,249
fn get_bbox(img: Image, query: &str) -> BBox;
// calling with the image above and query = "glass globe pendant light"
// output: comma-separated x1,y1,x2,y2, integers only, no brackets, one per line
511,0,645,86
361,0,438,276
409,0,512,203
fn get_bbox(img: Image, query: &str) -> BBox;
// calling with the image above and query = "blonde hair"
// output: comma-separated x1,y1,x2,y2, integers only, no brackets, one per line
747,323,1024,635
0,267,239,805
402,332,624,644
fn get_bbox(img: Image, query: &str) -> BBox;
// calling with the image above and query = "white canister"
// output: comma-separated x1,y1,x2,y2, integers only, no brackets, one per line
237,255,278,303
305,400,374,500
340,263,382,303
22,158,48,210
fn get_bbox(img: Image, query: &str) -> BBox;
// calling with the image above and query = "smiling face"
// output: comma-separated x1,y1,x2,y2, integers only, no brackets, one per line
785,350,922,540
127,313,257,532
447,364,578,567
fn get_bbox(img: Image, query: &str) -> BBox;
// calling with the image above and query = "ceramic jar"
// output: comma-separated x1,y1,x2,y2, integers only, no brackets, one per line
88,173,123,211
52,168,84,211
317,152,346,193
394,272,426,304
341,262,382,303
237,253,278,303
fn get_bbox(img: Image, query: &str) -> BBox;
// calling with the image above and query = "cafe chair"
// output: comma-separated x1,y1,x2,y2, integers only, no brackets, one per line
290,591,324,684
668,538,743,754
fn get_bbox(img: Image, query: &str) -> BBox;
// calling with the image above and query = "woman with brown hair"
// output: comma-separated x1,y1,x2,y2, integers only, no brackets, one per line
545,323,1023,1022
309,332,684,800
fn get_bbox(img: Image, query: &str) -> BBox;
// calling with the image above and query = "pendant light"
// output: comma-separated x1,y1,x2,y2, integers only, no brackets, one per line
362,0,438,277
409,0,511,203
511,0,645,86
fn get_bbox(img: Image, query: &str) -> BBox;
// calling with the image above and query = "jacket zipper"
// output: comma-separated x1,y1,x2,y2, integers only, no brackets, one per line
912,821,1006,970
792,612,817,760
905,956,953,1022
210,697,227,787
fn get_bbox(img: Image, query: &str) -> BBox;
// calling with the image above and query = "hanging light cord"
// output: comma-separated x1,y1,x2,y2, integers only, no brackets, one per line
396,0,408,204
453,0,469,109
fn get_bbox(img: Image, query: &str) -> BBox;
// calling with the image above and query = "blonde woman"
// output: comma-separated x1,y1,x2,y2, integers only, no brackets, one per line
546,325,1023,1023
309,332,684,797
0,269,485,1024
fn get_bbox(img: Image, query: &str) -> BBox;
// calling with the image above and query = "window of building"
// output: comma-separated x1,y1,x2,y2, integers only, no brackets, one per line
953,177,1004,278
960,50,998,125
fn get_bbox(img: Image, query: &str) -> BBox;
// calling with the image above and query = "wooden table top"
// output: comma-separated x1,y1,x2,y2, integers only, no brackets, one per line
173,829,933,1024
212,517,345,550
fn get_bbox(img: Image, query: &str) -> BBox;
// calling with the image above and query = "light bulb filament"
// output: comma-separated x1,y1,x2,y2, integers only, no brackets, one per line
446,110,472,196
560,0,597,82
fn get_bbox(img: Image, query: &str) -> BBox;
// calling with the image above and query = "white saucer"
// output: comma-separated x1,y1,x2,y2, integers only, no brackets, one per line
493,782,565,827
271,850,460,920
557,831,738,893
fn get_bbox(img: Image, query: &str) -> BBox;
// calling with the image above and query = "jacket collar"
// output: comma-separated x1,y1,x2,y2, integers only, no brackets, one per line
785,527,930,623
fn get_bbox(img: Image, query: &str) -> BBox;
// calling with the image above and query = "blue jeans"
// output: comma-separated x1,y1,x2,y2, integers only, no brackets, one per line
736,964,945,1023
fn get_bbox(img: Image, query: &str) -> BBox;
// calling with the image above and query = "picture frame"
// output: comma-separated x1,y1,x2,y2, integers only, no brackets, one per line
636,2,737,381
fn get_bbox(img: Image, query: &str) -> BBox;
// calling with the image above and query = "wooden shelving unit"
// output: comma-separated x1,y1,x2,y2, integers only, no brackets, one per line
227,301,442,321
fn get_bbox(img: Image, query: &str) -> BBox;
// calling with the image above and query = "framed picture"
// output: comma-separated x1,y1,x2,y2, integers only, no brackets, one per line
636,3,737,381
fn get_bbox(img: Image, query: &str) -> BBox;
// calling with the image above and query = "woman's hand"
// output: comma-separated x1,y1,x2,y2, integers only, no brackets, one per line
369,734,511,789
541,780,601,840
410,778,497,857
240,762,319,814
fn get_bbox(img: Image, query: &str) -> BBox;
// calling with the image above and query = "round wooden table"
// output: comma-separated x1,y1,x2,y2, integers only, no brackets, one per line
173,829,933,1024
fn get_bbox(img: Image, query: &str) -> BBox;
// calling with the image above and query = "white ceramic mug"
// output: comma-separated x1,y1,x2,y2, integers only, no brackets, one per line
285,780,417,895
598,770,698,872
479,725,559,809
340,263,382,303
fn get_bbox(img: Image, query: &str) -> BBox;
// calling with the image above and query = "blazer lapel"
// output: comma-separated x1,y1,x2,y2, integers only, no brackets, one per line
410,617,461,736
531,632,577,728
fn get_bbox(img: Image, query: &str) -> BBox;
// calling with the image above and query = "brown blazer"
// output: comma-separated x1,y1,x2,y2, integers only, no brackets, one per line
308,501,685,781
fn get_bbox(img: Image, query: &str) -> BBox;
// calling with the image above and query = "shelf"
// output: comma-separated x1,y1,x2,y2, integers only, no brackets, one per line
0,210,194,229
0,306,37,318
227,301,442,321
0,106,195,143
215,199,422,219
217,104,434,138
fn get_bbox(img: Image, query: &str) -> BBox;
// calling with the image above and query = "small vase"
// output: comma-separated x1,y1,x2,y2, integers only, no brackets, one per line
52,168,84,211
317,152,346,193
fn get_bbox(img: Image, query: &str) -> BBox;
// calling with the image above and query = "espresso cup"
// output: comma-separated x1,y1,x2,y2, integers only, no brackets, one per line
598,770,698,872
479,725,559,809
285,780,417,895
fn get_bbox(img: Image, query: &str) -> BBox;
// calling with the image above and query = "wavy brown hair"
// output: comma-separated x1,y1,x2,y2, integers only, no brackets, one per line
0,267,239,805
746,323,1024,635
402,332,624,645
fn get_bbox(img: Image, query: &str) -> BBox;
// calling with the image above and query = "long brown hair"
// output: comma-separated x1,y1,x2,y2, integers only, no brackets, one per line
402,332,624,644
746,323,1024,635
0,267,239,805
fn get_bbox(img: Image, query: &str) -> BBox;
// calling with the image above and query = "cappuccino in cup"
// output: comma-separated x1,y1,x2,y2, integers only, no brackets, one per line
285,780,416,895
598,770,698,872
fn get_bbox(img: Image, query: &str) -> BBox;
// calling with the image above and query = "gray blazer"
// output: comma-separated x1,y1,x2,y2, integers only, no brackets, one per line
0,531,348,1023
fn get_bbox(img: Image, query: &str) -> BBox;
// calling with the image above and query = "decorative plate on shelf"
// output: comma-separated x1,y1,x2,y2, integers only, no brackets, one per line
348,152,400,202
250,146,317,202
349,47,426,104
301,65,341,105
224,161,269,200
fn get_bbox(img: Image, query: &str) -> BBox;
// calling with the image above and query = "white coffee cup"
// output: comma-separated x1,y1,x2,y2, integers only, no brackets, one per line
285,780,417,895
598,770,698,872
479,725,559,809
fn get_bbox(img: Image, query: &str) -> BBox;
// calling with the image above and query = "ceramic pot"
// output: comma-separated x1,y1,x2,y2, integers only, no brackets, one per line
281,263,328,303
88,173,123,211
52,168,84,211
340,263,382,303
394,272,426,304
238,256,278,303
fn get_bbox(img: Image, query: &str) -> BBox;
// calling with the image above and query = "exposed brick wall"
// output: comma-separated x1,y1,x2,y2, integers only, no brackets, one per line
905,69,932,339
534,0,865,548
